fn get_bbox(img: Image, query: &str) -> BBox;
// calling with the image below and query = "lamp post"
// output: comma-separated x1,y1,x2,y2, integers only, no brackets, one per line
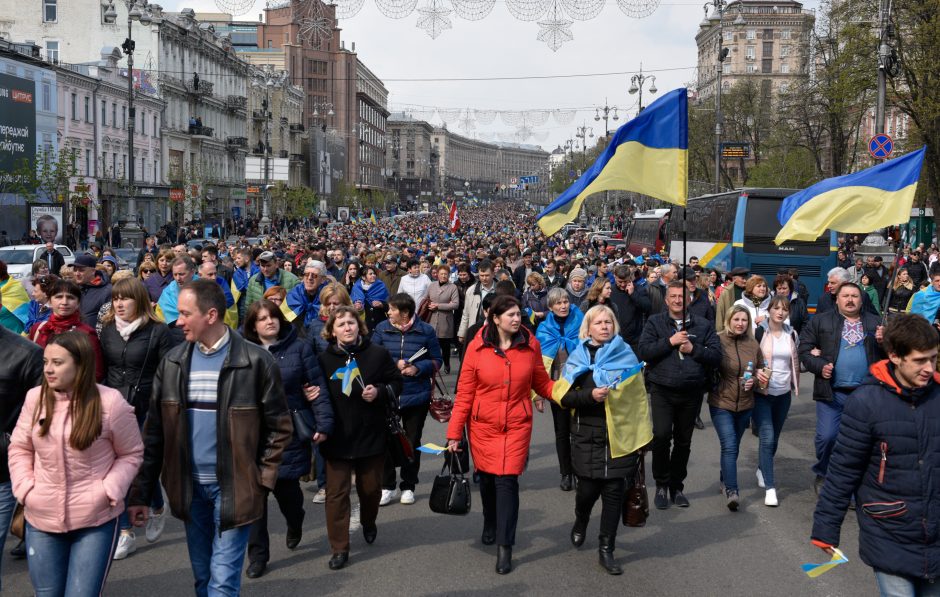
627,64,658,116
593,100,620,137
103,0,153,246
252,69,279,229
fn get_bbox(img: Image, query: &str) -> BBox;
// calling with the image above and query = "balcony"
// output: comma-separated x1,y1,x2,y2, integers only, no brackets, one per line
188,125,214,138
278,149,288,158
289,123,305,133
187,78,213,98
226,136,248,152
289,153,304,162
279,116,289,126
226,95,247,111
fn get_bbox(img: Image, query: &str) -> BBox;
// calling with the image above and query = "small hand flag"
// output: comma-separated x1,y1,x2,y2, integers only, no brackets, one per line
331,358,363,396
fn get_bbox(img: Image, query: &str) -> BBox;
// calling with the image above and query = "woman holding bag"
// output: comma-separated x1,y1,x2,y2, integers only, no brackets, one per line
243,300,334,578
447,295,553,575
551,305,652,575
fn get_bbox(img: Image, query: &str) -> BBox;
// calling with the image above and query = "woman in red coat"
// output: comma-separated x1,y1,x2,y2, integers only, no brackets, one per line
447,295,553,575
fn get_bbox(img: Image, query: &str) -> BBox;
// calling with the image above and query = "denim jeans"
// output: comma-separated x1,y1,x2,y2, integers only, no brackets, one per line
0,481,16,590
185,482,251,597
709,406,752,492
753,392,792,489
813,390,850,478
874,569,940,597
25,518,119,597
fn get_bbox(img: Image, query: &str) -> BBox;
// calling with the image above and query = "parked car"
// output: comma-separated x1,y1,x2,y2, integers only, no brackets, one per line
113,248,138,271
0,244,76,279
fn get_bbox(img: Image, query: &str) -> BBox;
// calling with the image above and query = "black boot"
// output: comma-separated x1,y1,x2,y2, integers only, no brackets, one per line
560,474,573,492
598,535,622,575
570,512,588,547
496,545,513,574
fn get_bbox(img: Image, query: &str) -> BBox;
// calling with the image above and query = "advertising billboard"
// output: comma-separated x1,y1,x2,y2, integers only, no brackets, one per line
29,204,64,244
0,72,37,177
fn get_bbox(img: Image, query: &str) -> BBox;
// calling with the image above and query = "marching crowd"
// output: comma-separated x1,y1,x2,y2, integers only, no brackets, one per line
0,204,937,596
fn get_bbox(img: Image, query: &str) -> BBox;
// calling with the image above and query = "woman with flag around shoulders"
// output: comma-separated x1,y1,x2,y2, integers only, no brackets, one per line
536,287,585,492
317,305,403,571
351,265,390,333
551,305,652,575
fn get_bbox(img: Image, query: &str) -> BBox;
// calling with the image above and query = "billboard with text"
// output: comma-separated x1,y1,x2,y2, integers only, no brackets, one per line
0,72,36,177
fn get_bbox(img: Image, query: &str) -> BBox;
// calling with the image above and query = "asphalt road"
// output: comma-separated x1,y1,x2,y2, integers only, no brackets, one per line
2,370,876,597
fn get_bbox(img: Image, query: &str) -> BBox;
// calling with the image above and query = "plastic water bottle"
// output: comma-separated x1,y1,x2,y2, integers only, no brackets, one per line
742,361,754,389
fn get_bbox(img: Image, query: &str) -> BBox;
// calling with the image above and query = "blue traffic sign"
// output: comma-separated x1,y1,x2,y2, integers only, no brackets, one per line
868,134,893,160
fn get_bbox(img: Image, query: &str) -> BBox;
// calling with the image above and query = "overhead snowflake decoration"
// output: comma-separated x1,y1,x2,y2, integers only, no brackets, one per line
473,109,497,125
295,0,334,47
436,107,461,123
618,0,660,18
552,109,576,125
451,0,495,20
458,109,476,133
215,0,255,16
536,15,573,51
416,0,453,38
376,0,418,18
506,0,550,21
328,0,366,18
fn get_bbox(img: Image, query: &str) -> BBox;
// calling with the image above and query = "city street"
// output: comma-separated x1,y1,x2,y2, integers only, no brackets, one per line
2,371,873,596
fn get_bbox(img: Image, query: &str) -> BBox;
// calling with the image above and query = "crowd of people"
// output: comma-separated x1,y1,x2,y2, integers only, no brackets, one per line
0,204,937,596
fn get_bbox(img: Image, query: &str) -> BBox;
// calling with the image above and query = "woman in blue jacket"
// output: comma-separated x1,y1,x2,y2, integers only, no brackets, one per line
243,299,334,579
371,293,443,507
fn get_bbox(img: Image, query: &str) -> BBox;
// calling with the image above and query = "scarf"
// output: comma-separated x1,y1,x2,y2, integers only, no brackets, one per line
536,306,584,362
392,315,416,333
550,335,652,459
31,311,84,347
566,282,588,300
351,279,390,306
114,315,146,341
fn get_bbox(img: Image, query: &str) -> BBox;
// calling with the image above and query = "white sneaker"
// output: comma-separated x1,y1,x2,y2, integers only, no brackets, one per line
379,488,400,506
348,502,361,533
312,488,327,504
145,508,166,543
113,532,137,560
756,469,766,489
400,490,415,505
764,488,779,507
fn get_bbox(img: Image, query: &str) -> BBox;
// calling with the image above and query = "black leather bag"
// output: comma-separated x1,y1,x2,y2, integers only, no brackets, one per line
290,407,317,441
623,451,649,527
429,457,471,516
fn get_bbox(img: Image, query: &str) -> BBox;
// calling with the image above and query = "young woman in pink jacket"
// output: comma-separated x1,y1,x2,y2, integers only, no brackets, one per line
8,331,143,596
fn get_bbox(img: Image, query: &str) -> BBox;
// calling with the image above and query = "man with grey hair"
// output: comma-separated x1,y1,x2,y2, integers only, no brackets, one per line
285,259,330,327
817,267,877,315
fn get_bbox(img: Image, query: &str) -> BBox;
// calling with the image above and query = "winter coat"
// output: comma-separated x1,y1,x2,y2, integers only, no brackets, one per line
244,269,299,310
565,283,588,313
688,288,716,325
264,325,334,480
609,285,651,349
100,320,174,421
447,328,553,476
9,385,143,533
371,318,442,409
427,281,460,339
28,312,105,382
812,361,940,580
715,283,744,333
560,345,638,479
144,270,173,303
0,327,43,483
888,283,915,313
79,269,112,329
776,291,808,334
708,331,764,412
318,337,403,460
378,268,404,295
306,316,330,355
458,281,496,339
798,310,885,402
734,294,770,331
398,273,432,307
638,312,722,391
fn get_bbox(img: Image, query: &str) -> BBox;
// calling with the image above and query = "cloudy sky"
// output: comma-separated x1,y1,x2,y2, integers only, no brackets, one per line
168,0,818,152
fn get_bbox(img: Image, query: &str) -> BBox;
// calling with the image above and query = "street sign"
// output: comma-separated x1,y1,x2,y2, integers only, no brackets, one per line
519,175,540,184
510,177,518,184
720,142,750,159
247,186,261,194
500,184,507,190
569,170,576,178
868,134,893,160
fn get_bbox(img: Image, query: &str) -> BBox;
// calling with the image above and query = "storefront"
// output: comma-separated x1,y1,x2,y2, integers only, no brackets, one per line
98,181,171,235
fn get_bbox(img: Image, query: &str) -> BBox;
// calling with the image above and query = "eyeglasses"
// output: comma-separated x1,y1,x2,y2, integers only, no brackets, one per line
141,269,155,273
304,273,321,280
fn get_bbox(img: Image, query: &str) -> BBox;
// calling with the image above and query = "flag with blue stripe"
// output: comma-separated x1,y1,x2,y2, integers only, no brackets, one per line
331,358,363,396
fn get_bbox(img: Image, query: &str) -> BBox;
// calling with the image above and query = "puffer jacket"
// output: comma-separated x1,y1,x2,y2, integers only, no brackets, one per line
265,325,334,480
244,269,299,310
100,320,174,421
708,331,764,412
638,312,722,390
812,361,940,580
306,316,329,355
447,328,553,476
371,318,442,409
79,269,112,329
0,326,43,483
560,345,638,479
9,385,143,533
129,332,293,532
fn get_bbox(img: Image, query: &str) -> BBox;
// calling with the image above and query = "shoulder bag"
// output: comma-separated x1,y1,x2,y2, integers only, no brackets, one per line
385,384,415,466
623,450,649,527
429,454,471,515
429,370,453,423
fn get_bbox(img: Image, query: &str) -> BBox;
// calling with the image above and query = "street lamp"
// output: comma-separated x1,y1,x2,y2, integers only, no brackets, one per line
103,0,153,244
252,68,280,228
575,123,594,162
594,100,620,137
627,65,657,115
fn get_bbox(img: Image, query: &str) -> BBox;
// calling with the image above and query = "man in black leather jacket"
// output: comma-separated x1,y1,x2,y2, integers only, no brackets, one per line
128,279,292,596
638,280,722,510
0,323,43,578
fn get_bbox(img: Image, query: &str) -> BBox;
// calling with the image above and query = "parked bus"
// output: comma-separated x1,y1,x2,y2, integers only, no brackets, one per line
624,208,671,256
668,188,838,309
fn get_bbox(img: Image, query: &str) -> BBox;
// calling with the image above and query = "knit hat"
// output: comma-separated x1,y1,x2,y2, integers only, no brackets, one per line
569,267,587,280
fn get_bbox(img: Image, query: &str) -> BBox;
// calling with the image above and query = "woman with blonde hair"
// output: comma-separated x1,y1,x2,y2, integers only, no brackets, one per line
307,282,353,355
99,277,174,557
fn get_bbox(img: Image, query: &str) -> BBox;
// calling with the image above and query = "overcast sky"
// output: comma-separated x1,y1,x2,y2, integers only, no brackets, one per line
169,0,819,153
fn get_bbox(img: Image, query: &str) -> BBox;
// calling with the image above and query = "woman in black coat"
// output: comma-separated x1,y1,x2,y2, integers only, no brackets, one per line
243,299,334,578
98,277,174,559
318,306,403,571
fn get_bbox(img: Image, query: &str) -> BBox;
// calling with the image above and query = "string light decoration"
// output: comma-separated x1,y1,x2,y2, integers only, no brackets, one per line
416,0,453,38
294,0,334,47
330,0,366,17
374,0,419,18
450,0,496,20
215,0,256,16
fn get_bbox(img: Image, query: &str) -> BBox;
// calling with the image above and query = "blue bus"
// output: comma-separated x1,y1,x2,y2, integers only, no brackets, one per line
668,188,838,309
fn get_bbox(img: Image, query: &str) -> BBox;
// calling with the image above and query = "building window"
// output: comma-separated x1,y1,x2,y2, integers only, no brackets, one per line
746,29,756,40
762,58,772,73
781,29,791,40
85,149,91,176
153,115,158,135
141,110,146,135
112,103,117,127
101,99,107,123
781,45,791,57
723,31,733,42
45,41,59,63
84,96,90,122
780,62,790,74
122,106,126,128
43,0,56,22
746,63,757,73
70,93,77,120
745,46,755,59
722,63,731,74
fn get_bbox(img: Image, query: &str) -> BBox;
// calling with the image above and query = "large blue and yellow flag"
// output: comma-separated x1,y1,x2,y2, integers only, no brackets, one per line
907,284,940,323
370,209,377,224
537,88,688,236
331,357,363,396
0,278,30,334
776,147,926,245
550,335,652,458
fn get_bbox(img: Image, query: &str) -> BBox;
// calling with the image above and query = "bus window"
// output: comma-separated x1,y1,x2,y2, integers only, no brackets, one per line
743,197,829,256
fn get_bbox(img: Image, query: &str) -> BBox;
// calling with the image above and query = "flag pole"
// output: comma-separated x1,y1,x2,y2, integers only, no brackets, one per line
880,245,904,326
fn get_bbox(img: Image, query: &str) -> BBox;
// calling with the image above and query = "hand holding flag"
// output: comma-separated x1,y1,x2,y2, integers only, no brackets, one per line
331,357,365,396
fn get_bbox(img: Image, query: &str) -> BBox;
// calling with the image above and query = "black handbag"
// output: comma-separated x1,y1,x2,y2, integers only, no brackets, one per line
290,407,317,441
623,451,649,527
385,384,415,467
428,456,471,515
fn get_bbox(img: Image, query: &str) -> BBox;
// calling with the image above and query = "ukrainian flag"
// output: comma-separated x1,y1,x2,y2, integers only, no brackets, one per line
550,335,652,458
775,147,927,245
536,88,688,236
0,278,30,334
370,209,377,224
331,357,363,396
